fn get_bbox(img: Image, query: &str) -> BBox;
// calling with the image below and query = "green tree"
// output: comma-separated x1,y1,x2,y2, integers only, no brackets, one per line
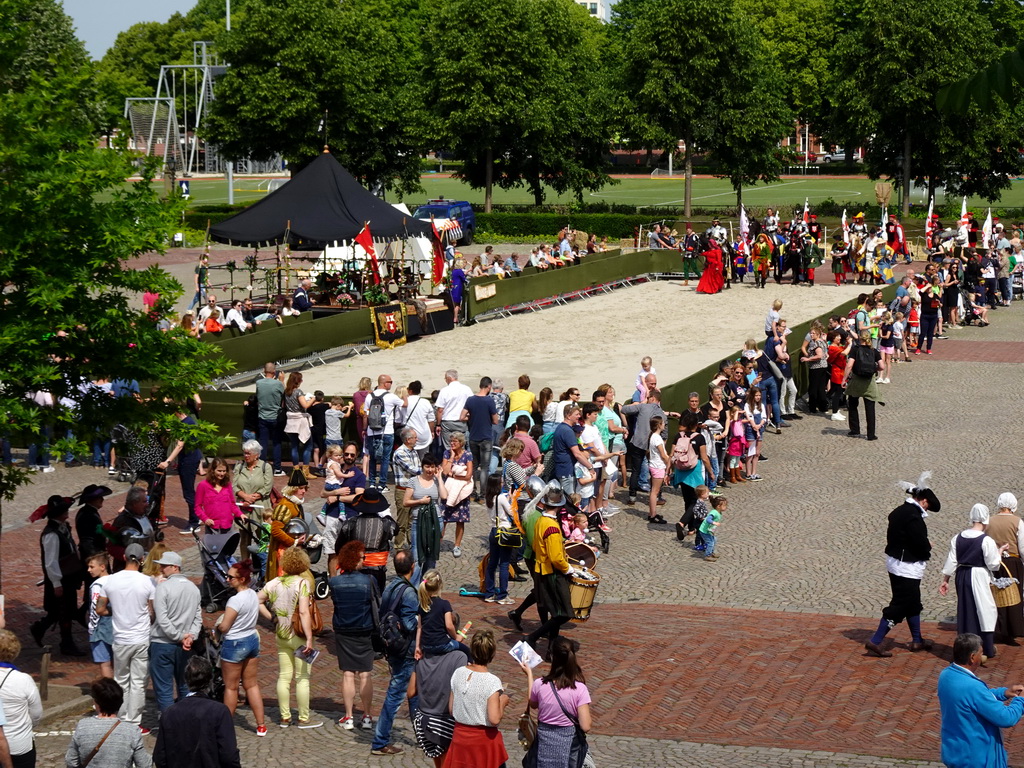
204,0,427,196
422,0,612,210
617,0,750,216
0,0,230,589
706,26,794,209
833,0,1024,213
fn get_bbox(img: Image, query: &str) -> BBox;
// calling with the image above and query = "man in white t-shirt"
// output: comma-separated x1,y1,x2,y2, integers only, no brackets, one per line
402,380,436,457
434,369,472,450
360,374,407,490
97,543,155,728
197,294,219,324
150,551,201,713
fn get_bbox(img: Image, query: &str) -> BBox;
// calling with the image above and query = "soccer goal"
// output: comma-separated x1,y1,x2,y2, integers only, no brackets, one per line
650,168,677,179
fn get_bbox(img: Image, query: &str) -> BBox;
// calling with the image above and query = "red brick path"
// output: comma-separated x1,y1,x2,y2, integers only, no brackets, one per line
928,340,1024,363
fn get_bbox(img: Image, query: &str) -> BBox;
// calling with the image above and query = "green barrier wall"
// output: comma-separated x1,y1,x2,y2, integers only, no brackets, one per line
466,249,681,318
201,309,374,373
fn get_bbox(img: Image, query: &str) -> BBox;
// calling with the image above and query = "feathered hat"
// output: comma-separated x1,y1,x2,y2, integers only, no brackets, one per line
896,471,940,512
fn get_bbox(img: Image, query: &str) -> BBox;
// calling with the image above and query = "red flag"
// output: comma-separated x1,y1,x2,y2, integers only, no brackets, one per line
430,216,445,284
354,224,381,285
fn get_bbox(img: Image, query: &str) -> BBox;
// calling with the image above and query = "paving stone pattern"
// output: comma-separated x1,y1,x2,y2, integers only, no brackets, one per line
8,294,1024,767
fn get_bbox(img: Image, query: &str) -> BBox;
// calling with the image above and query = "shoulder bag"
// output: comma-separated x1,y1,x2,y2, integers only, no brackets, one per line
82,719,122,768
290,580,324,638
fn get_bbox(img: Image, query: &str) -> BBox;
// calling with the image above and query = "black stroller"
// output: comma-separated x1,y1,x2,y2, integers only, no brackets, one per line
193,528,240,613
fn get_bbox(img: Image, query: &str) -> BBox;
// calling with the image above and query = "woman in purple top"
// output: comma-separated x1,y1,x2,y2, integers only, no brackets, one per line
523,636,592,768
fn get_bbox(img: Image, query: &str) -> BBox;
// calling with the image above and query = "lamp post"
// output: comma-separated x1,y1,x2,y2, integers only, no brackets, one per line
225,0,233,205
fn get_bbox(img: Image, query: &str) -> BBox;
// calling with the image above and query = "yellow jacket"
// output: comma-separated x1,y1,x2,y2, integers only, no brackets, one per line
532,513,569,576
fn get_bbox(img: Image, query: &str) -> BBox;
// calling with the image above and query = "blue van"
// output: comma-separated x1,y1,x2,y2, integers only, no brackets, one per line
412,197,476,245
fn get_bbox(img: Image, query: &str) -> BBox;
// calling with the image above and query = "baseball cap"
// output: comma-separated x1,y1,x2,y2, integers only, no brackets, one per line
154,551,182,567
124,543,146,563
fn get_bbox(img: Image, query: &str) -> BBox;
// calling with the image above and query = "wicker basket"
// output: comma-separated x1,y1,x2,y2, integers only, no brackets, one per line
991,561,1022,608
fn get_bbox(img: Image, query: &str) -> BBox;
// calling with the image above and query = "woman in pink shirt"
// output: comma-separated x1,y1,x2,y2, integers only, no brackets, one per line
195,457,241,532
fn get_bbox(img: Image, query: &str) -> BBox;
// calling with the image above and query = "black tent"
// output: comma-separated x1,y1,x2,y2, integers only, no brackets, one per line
208,151,432,249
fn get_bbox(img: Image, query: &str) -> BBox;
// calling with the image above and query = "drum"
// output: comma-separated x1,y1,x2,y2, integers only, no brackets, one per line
565,541,597,571
568,569,600,623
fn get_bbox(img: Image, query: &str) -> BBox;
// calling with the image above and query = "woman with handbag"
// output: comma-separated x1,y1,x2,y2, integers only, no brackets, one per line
441,432,474,559
984,493,1024,646
484,474,518,605
213,560,267,735
0,631,43,767
258,547,321,729
524,636,592,768
282,372,314,476
939,504,1008,660
65,678,151,767
329,541,379,731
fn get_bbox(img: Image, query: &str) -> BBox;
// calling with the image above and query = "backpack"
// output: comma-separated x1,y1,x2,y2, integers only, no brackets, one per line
378,581,414,659
367,392,387,431
671,433,698,470
851,345,877,378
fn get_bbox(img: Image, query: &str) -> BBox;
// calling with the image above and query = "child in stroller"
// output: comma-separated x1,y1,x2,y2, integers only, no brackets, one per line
193,527,241,613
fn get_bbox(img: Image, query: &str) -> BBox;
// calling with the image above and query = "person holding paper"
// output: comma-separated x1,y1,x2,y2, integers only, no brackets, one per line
523,636,592,768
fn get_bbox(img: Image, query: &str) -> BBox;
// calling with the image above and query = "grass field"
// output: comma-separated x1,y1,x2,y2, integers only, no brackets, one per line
172,174,1024,212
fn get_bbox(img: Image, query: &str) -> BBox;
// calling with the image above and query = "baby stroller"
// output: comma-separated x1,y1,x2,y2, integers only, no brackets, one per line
130,468,167,527
234,513,269,591
556,493,610,556
958,284,983,326
193,528,240,614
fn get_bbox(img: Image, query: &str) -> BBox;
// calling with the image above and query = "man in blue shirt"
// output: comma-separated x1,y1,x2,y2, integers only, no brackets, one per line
938,632,1024,768
551,405,594,496
460,377,498,501
370,550,419,756
292,279,313,312
321,441,367,576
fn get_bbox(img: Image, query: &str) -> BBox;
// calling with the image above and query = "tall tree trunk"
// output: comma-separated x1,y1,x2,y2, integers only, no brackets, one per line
684,136,693,218
533,180,543,207
484,146,493,213
902,133,912,220
736,183,743,211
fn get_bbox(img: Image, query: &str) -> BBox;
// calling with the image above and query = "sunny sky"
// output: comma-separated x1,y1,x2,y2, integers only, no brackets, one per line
62,0,197,59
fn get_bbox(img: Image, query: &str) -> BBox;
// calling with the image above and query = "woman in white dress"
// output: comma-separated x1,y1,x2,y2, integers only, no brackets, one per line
939,504,1008,659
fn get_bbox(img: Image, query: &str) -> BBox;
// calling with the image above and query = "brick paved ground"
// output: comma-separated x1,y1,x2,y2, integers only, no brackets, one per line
7,282,1024,767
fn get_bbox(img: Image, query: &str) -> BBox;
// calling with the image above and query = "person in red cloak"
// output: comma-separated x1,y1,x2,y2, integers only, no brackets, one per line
696,238,725,294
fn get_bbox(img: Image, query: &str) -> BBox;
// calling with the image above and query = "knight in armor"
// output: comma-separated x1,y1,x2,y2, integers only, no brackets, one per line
849,212,869,239
705,218,727,244
31,496,86,655
763,208,779,235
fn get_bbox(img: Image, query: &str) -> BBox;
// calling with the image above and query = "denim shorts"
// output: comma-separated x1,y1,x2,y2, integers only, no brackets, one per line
220,633,260,663
91,640,112,664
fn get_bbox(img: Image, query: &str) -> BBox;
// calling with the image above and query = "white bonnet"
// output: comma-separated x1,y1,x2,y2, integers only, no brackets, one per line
970,503,990,525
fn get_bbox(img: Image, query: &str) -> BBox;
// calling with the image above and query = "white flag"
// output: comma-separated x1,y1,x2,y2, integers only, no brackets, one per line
802,198,809,226
739,206,749,254
842,209,849,244
982,208,993,247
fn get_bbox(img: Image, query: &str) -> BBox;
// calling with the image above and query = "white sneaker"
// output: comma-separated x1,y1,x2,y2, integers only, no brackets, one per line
831,413,847,421
603,507,620,518
38,466,55,473
452,546,462,558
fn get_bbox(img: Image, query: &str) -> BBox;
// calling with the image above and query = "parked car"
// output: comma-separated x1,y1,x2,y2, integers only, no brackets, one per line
821,149,862,163
413,197,476,245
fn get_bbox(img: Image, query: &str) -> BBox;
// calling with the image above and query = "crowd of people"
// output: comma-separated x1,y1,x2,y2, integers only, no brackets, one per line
8,240,1020,767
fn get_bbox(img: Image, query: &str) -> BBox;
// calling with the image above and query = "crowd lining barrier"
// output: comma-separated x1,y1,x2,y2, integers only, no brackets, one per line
199,274,896,456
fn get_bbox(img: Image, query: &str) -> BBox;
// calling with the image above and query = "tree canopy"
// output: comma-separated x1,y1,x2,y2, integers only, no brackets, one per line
0,0,230,587
203,0,427,196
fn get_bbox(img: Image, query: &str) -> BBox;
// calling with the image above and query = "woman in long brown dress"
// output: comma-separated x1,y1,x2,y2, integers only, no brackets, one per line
987,492,1024,645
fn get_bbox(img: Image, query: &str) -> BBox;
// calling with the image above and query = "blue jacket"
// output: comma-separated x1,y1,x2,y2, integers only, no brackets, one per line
938,663,1024,768
329,571,377,633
